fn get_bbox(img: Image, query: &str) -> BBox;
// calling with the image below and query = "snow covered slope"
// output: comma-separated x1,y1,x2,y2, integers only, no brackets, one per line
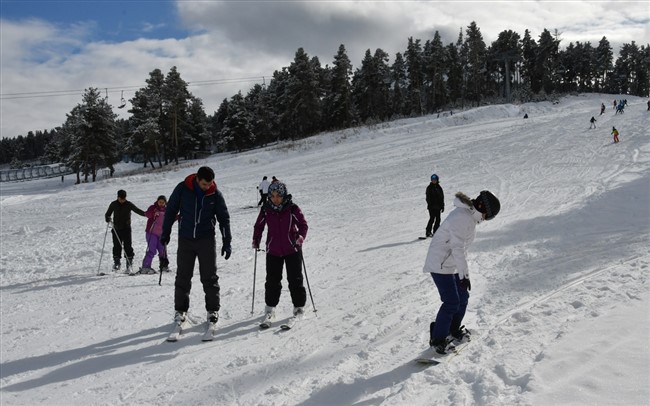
1,94,649,405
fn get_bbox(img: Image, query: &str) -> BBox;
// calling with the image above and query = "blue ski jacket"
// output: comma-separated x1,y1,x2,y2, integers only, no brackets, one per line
161,174,232,244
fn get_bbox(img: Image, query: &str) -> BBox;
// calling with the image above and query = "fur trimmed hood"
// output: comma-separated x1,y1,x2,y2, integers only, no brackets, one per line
455,192,473,207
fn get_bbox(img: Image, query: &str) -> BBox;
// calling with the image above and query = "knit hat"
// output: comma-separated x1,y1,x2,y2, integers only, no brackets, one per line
431,174,439,181
473,190,500,220
268,182,287,198
117,189,127,198
268,182,288,211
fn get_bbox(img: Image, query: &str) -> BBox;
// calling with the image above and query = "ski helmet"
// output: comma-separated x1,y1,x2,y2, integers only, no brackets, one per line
473,190,500,220
431,174,439,181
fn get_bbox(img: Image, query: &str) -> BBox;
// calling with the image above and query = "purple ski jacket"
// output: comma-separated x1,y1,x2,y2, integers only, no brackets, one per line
253,199,308,257
145,203,166,236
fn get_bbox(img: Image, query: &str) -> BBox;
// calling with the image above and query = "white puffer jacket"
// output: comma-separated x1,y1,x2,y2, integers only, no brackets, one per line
422,193,483,279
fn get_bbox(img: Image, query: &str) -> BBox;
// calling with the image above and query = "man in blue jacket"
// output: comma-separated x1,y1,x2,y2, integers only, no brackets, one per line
161,167,232,333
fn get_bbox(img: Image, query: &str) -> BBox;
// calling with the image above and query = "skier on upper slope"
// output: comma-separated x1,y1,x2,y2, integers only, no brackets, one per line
423,190,500,354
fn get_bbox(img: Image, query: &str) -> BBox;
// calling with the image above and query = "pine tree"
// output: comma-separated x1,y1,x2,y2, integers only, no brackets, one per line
423,31,448,113
162,66,191,164
405,37,424,116
324,44,354,130
64,88,118,183
464,21,488,105
595,36,614,92
390,52,408,117
285,48,323,139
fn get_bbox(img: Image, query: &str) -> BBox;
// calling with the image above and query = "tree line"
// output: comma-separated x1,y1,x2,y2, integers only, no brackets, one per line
2,22,648,182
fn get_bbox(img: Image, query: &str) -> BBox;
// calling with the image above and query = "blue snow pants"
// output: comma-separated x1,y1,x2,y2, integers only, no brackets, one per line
431,273,469,341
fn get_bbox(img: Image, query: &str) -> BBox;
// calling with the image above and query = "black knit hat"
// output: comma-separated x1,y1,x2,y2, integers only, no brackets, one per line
117,189,127,198
473,190,500,220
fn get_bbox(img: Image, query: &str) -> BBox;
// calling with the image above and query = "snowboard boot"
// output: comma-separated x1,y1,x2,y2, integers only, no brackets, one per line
450,325,471,343
431,337,455,355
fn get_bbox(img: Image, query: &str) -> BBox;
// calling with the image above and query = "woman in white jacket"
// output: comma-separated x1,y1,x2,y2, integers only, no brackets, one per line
423,190,500,354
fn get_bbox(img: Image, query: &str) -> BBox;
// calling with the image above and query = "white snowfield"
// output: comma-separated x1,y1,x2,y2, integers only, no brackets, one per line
1,94,649,405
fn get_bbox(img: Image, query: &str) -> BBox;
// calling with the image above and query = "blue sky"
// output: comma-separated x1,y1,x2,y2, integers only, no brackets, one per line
1,1,189,42
1,1,648,138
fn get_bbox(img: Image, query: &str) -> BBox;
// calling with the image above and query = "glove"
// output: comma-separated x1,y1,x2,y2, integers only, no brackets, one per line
460,278,471,291
294,235,305,248
160,235,170,246
221,244,231,260
441,207,445,213
252,240,259,250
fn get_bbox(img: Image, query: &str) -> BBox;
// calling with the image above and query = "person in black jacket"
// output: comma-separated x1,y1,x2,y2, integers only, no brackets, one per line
105,189,145,273
161,167,232,330
425,174,445,237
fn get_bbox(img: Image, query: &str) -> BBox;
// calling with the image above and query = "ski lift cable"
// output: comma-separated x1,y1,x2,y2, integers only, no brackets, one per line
0,75,268,100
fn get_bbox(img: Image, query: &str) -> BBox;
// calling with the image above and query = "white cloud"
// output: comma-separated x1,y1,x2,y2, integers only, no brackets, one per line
1,1,648,138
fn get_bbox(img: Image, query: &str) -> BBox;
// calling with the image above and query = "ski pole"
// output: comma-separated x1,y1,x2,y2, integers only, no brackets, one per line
96,222,110,275
299,249,317,314
159,245,167,286
251,248,258,315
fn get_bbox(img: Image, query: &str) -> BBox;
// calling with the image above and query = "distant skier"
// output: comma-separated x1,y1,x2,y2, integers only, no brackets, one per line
140,195,170,275
647,100,650,111
612,127,620,143
105,189,145,274
258,176,270,206
523,113,528,119
425,174,444,237
423,190,500,354
252,182,309,328
615,101,625,115
600,103,606,115
613,99,617,110
589,116,597,129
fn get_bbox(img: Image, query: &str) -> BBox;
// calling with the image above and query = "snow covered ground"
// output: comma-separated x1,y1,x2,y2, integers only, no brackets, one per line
1,94,649,406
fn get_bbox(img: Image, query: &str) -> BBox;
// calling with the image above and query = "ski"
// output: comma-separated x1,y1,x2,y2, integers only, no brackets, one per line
280,318,297,330
418,235,432,240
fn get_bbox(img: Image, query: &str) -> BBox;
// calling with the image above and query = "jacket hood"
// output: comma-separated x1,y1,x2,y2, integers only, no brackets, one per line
184,174,216,195
454,192,484,223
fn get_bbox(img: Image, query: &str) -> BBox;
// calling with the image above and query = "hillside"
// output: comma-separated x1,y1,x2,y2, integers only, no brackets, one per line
1,94,649,405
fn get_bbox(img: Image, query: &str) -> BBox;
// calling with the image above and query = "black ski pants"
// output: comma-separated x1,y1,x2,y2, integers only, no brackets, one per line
426,208,442,236
174,237,220,313
112,227,134,264
265,251,306,308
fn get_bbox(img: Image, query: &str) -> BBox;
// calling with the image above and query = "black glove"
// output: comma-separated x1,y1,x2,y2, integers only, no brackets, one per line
460,278,471,291
221,237,232,259
160,235,170,246
221,244,231,260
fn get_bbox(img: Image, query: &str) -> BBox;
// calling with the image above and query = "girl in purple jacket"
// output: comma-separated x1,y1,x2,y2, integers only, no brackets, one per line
140,195,170,274
252,182,309,327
